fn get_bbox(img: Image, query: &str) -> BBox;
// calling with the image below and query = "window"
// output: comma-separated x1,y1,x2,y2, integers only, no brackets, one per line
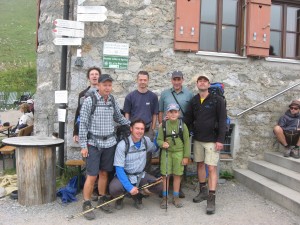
270,1,300,58
174,0,242,54
200,0,241,53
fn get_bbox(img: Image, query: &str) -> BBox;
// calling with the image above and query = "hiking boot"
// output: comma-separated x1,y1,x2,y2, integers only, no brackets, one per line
172,196,183,208
206,193,216,215
193,184,208,203
179,187,185,198
284,147,292,157
160,197,168,209
82,200,95,220
97,195,113,214
115,198,124,210
290,147,300,159
132,196,144,210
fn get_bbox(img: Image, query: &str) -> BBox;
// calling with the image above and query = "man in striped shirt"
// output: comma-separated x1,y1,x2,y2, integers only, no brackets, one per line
79,74,130,220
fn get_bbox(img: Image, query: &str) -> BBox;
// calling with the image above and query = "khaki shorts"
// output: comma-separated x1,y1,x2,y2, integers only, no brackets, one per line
193,141,219,166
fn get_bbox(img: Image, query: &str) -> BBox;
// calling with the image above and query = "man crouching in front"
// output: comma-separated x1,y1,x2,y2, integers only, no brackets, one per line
109,119,162,210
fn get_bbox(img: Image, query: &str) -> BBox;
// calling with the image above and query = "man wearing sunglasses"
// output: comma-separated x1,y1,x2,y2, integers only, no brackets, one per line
273,100,300,158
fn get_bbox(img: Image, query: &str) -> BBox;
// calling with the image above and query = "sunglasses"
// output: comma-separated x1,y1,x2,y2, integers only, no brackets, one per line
289,106,300,110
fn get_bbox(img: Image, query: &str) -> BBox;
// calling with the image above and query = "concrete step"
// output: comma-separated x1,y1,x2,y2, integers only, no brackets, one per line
264,152,300,173
248,160,300,192
234,169,300,216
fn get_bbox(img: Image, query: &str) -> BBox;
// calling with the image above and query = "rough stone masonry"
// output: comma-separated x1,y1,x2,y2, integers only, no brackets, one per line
35,0,300,170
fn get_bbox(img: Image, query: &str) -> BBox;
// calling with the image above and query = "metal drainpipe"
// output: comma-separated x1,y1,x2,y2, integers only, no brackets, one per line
58,0,70,176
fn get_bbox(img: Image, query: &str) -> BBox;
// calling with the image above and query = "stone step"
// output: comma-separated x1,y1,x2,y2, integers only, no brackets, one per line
234,169,300,216
264,152,300,173
248,160,300,192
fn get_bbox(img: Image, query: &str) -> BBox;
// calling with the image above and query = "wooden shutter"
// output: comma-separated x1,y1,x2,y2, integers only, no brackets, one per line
174,0,200,52
246,0,271,57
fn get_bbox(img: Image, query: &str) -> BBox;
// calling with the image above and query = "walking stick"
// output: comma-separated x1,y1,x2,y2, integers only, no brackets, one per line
67,177,162,220
165,149,168,212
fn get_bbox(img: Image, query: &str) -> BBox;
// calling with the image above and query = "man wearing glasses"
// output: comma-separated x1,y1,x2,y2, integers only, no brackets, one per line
273,100,300,159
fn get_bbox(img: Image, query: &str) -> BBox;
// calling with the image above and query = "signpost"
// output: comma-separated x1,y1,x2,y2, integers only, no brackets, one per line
103,42,129,70
53,19,84,30
77,6,107,22
53,27,84,38
53,19,84,46
53,38,82,46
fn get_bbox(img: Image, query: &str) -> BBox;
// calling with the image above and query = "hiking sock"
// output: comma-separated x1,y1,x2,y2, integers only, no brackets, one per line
209,190,216,195
162,191,168,197
173,191,179,197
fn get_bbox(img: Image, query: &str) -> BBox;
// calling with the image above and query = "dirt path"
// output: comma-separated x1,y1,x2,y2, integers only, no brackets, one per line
0,180,299,225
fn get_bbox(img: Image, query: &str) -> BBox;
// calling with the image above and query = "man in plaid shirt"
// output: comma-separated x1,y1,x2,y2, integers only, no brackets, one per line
79,74,130,220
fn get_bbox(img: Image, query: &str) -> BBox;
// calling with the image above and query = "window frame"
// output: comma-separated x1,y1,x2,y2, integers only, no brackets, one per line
199,0,243,54
271,0,300,59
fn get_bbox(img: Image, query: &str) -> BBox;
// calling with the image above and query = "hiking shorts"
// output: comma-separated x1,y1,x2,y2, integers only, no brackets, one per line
86,145,116,176
193,141,219,166
283,130,300,146
160,150,184,176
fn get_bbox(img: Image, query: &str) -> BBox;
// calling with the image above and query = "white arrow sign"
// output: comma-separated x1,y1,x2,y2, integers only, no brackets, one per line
78,0,85,5
53,27,84,38
53,38,82,46
77,6,107,14
77,13,107,22
54,19,84,30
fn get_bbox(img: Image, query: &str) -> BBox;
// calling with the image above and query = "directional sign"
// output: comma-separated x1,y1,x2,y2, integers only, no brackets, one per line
77,13,107,22
103,42,129,56
54,19,84,30
53,27,84,38
77,6,107,14
53,38,82,46
78,0,85,5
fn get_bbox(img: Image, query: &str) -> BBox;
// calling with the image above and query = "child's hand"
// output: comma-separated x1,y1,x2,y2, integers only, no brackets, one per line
162,141,169,149
181,158,189,165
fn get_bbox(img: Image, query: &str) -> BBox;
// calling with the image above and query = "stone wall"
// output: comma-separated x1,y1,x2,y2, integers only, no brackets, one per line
36,0,300,169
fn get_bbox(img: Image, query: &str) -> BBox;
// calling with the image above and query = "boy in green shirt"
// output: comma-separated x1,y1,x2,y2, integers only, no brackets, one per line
157,103,190,208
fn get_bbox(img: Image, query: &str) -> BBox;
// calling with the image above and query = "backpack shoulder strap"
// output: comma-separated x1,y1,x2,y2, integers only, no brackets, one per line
162,120,167,141
178,118,184,143
90,92,98,115
124,136,130,157
142,136,147,151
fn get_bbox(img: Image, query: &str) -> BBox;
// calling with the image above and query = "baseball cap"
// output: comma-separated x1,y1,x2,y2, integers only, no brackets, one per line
197,74,211,82
167,103,180,111
171,70,183,79
98,74,113,83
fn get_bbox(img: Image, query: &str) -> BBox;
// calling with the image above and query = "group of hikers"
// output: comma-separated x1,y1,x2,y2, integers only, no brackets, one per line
72,67,300,220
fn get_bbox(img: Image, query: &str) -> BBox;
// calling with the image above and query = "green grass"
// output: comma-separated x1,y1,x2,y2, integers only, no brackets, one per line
0,0,37,92
0,0,37,64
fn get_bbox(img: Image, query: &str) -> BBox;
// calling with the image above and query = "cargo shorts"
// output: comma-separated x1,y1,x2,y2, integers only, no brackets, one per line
193,140,219,166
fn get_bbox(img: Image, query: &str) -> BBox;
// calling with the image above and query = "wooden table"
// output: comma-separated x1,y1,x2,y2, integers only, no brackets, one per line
2,136,64,206
0,125,13,137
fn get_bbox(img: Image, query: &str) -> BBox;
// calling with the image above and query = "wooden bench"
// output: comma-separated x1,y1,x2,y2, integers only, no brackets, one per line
65,159,86,191
0,125,33,170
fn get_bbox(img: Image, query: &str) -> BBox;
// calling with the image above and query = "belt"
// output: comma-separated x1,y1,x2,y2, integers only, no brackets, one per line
87,132,115,140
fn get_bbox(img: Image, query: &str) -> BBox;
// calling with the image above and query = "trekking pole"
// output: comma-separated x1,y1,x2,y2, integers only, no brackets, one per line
67,177,163,220
165,149,168,213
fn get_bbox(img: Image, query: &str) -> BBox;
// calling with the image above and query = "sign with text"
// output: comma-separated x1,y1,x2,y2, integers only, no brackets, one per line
55,90,68,103
103,42,129,56
53,19,84,30
77,13,107,22
53,27,84,38
103,55,128,70
53,38,82,46
77,6,107,14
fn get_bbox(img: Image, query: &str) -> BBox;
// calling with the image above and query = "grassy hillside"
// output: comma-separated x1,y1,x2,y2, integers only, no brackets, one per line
0,0,37,92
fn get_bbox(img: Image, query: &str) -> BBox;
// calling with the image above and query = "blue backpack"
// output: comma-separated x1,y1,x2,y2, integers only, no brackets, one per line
208,82,230,132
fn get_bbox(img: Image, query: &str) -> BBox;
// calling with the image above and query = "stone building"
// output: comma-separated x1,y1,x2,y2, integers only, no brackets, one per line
36,0,300,171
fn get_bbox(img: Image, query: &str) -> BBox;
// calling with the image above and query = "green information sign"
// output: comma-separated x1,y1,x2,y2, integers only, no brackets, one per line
103,55,128,69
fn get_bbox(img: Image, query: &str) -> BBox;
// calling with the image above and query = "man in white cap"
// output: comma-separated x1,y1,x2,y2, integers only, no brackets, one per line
185,74,227,214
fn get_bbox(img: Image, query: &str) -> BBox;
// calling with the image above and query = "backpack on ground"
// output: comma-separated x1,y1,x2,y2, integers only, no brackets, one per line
208,82,230,132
